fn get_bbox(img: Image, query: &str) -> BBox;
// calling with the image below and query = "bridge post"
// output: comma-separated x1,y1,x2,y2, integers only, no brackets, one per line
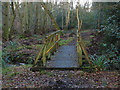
77,36,82,66
43,37,47,67
56,34,58,49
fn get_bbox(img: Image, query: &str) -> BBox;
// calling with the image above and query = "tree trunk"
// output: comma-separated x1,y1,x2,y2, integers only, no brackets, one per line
3,2,9,40
62,8,64,30
40,2,61,30
98,3,101,31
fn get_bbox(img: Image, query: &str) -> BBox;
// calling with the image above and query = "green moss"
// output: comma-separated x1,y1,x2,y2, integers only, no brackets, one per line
90,35,94,38
83,40,90,45
7,72,20,77
59,37,74,46
81,71,85,76
67,73,73,78
2,68,12,75
2,64,32,76
17,44,42,50
40,70,53,77
40,70,46,74
19,35,25,39
47,72,54,77
21,64,33,68
2,66,20,78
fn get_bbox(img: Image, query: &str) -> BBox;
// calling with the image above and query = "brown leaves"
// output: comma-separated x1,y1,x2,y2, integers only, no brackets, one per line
2,66,119,88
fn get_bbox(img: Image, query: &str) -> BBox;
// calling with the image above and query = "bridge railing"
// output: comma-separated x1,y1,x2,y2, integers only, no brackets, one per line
77,30,91,66
33,30,63,66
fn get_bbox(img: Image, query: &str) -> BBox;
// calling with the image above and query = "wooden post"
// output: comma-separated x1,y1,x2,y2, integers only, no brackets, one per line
98,3,101,32
56,34,58,49
33,44,44,65
56,34,58,41
43,37,47,67
77,31,82,66
33,37,46,66
58,34,60,40
78,44,82,66
43,46,46,67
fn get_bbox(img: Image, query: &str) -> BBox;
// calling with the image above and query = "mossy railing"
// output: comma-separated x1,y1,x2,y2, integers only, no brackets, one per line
76,29,91,66
33,30,63,67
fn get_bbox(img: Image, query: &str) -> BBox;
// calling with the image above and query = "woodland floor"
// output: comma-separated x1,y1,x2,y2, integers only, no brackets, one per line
2,30,120,88
2,65,119,88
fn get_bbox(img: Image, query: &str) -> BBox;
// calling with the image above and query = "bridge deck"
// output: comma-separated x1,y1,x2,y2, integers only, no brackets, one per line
46,45,79,68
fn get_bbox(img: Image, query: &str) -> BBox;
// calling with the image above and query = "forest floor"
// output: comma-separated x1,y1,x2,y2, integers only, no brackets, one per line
2,65,119,88
2,30,120,88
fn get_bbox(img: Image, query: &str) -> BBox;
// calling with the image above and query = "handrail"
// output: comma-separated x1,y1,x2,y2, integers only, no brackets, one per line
76,29,91,66
46,30,63,40
33,30,63,66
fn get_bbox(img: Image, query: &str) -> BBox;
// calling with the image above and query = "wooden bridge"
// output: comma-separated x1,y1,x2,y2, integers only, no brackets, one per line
31,29,92,71
31,2,92,71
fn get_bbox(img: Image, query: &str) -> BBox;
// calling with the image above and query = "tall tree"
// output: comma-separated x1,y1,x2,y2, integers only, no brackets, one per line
40,2,61,30
3,2,9,40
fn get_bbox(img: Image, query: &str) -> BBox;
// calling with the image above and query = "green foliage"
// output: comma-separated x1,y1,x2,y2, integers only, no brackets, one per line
2,41,17,68
90,2,120,71
1,58,7,68
2,64,32,79
19,35,25,39
90,45,120,71
82,11,97,29
90,54,108,71
105,44,120,69
2,68,12,75
2,39,41,67
8,72,20,77
97,2,120,47
99,16,120,42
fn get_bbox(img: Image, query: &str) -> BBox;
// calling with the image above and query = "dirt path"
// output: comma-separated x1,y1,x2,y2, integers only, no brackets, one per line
47,38,79,68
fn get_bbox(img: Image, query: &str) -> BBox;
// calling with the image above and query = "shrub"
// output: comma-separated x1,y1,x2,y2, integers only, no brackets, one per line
90,44,120,71
2,41,17,64
90,54,109,71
